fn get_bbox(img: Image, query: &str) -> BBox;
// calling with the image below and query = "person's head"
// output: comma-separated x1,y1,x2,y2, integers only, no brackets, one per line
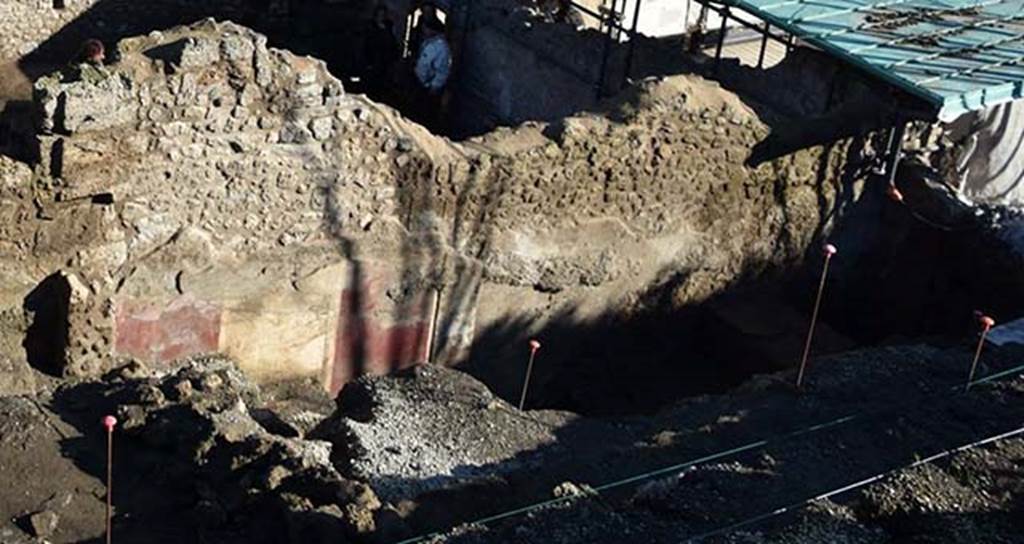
80,39,105,64
420,2,437,19
423,15,445,38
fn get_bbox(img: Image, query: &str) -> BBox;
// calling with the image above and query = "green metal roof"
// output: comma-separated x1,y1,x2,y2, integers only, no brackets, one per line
723,0,1024,120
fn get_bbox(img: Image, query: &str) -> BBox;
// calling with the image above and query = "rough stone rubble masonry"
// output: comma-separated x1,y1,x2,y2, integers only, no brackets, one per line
0,20,866,394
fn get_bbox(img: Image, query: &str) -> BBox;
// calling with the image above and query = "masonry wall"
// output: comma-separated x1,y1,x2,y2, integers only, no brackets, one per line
0,21,866,397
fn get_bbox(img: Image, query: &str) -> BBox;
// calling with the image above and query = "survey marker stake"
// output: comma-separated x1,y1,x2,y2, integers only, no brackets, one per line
966,313,995,392
519,339,542,410
796,243,837,390
103,415,117,544
886,184,904,203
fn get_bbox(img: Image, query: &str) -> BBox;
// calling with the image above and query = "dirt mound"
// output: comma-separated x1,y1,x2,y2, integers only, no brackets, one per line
0,395,107,542
311,363,578,501
6,356,384,543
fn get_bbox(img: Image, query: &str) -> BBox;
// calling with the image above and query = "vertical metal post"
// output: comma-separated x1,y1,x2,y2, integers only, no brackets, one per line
106,430,113,544
623,0,644,88
965,326,991,391
423,287,442,363
757,22,769,68
519,341,542,410
885,120,907,185
403,10,415,58
714,6,729,70
596,0,619,100
796,245,837,390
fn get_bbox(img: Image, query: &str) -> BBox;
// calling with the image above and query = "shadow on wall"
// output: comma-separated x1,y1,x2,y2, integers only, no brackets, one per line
312,117,513,394
22,272,72,377
448,6,891,139
309,102,1005,414
444,133,1024,415
453,137,874,415
14,0,383,82
0,99,39,163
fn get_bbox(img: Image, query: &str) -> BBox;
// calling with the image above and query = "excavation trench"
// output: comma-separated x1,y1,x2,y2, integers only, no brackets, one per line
1,8,1023,544
458,186,1024,417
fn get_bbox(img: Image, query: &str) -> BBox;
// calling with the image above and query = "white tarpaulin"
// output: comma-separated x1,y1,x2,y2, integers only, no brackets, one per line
951,101,1024,207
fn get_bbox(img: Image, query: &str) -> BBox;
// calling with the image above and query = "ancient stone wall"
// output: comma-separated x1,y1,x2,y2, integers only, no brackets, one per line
1,21,866,396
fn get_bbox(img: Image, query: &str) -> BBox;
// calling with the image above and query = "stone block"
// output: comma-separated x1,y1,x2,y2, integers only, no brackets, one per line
60,73,138,133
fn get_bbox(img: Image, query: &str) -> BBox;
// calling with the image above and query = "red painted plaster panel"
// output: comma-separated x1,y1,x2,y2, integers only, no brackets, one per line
329,281,431,394
114,296,221,364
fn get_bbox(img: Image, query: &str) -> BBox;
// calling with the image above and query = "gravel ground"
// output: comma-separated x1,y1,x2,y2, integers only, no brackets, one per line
415,344,1024,543
1,344,1022,543
310,364,590,501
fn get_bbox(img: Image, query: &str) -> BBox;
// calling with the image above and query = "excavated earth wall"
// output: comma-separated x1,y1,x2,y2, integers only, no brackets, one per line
0,20,870,397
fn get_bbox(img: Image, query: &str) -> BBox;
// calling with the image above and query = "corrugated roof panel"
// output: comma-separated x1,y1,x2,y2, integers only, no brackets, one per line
723,0,1024,120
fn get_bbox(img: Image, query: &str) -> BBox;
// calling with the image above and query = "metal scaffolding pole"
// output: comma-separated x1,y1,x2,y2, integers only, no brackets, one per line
885,120,907,187
622,0,645,88
596,0,620,99
757,22,769,68
714,6,729,70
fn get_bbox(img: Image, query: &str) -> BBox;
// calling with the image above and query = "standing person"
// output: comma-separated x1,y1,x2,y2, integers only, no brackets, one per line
413,16,451,129
408,1,441,58
363,5,400,98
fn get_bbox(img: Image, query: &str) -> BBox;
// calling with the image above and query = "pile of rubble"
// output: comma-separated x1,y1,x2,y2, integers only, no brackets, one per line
2,340,1024,543
0,355,595,542
53,357,385,542
311,363,578,501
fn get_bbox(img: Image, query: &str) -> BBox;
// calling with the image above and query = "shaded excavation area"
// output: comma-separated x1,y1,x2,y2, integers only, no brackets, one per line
1,3,1024,543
